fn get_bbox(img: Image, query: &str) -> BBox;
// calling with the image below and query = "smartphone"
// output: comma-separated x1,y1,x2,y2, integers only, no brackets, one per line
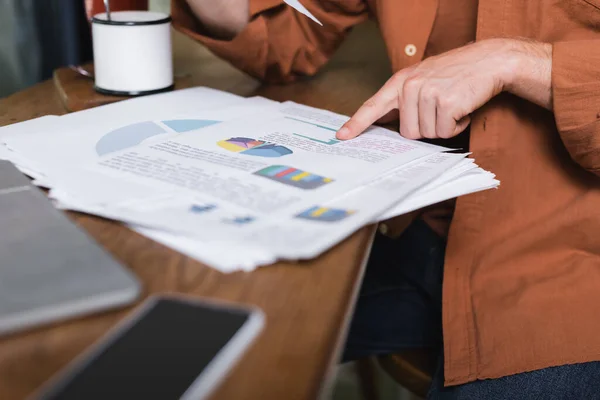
31,295,265,400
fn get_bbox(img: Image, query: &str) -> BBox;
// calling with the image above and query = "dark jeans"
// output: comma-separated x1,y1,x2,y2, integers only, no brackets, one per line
343,220,600,399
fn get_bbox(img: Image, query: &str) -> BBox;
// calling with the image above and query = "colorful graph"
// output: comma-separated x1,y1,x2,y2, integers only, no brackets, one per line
293,133,340,145
217,137,293,158
189,204,217,214
254,165,333,190
285,116,341,145
295,206,355,222
96,119,222,156
285,116,337,132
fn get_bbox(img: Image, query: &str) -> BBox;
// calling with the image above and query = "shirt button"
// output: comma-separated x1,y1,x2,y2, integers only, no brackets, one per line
378,223,389,236
405,44,417,57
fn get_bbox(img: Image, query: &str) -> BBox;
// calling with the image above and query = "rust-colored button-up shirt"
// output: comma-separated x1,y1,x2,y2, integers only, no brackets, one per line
172,0,600,386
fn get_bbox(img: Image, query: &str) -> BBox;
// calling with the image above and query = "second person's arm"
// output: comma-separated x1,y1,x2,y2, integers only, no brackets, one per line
172,0,370,83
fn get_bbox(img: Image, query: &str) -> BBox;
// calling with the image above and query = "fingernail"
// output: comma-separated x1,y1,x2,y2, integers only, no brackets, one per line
336,127,350,139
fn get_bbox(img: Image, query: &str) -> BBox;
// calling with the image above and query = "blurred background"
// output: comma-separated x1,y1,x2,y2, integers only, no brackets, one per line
0,0,170,98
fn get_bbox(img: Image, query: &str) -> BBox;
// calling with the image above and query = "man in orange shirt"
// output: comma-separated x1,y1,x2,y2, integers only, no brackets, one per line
173,1,600,398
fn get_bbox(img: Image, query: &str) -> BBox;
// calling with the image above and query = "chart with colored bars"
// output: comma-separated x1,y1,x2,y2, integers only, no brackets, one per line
296,206,355,222
285,117,341,145
254,165,333,190
217,137,292,158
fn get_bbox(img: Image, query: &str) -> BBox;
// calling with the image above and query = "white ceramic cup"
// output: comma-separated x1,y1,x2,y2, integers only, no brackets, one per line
91,11,173,96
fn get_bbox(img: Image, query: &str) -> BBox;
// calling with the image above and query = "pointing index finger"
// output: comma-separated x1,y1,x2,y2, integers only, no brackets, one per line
336,83,398,140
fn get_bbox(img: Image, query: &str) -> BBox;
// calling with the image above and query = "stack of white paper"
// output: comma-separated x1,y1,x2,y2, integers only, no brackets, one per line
0,87,498,272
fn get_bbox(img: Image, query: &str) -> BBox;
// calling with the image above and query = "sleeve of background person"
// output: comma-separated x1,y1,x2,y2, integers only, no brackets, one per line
552,40,600,176
171,0,369,83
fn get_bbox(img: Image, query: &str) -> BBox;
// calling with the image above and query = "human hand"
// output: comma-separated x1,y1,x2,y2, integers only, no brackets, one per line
336,38,552,140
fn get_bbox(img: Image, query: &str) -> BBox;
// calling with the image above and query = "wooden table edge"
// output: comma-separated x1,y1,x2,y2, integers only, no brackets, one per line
317,225,376,399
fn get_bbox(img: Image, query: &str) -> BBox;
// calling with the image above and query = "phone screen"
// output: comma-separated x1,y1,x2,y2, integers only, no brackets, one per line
39,298,252,400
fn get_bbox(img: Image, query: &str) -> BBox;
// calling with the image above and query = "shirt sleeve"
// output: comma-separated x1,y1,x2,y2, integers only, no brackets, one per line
552,39,600,176
171,0,369,83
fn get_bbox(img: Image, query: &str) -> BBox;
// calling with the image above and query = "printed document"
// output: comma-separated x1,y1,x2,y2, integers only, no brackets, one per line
0,87,499,271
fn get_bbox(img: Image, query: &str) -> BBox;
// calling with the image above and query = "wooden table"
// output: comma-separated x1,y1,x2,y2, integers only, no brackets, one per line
0,22,391,400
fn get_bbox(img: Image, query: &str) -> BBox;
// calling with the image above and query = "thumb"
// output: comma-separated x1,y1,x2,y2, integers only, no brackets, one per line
453,115,471,136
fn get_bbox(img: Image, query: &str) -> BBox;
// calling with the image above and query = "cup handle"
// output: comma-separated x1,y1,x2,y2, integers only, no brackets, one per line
69,65,95,79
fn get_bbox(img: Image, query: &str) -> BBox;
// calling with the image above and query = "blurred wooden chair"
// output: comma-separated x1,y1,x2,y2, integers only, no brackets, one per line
355,348,437,400
378,349,437,398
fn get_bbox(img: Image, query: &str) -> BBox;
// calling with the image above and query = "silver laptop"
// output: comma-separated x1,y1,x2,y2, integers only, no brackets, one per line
0,161,141,336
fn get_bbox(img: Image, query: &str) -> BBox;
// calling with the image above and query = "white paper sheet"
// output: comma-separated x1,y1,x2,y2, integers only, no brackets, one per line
1,88,499,272
50,189,275,272
284,0,323,25
51,152,465,260
380,170,499,220
0,115,61,167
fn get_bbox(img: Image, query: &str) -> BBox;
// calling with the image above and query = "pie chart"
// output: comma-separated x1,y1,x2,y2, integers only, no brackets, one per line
96,119,221,156
217,137,292,158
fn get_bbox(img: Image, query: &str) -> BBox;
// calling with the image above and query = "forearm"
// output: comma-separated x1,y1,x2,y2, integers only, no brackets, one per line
503,39,553,111
185,0,249,39
174,0,368,83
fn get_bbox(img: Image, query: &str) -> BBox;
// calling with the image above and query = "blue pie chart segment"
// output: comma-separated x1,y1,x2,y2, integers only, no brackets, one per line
162,119,220,133
96,121,166,156
242,144,293,158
